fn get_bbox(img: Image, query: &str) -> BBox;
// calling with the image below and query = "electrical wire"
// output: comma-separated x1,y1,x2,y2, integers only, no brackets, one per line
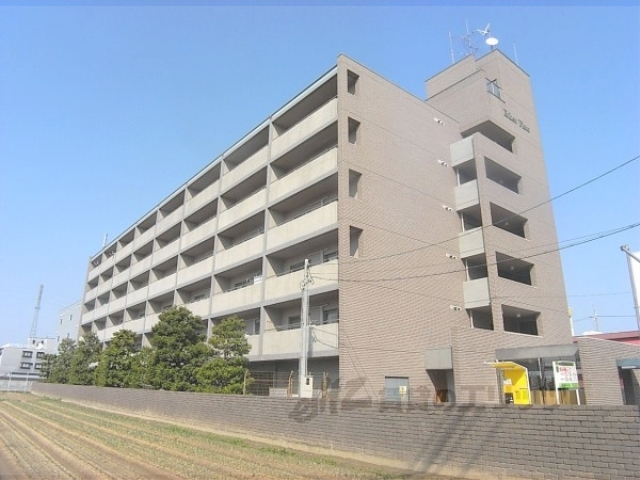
339,153,640,266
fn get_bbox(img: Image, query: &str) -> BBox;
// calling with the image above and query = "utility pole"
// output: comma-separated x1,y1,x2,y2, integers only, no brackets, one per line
30,285,43,339
298,259,313,398
620,245,640,337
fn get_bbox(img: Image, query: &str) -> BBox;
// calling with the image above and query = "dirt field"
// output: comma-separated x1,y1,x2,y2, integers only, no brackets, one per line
0,393,453,479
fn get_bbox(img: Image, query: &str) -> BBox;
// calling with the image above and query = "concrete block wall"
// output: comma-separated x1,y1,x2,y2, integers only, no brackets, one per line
32,384,640,479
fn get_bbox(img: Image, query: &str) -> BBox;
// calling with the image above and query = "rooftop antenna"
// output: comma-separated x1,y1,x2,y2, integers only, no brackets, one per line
450,21,497,62
30,285,43,339
102,233,109,248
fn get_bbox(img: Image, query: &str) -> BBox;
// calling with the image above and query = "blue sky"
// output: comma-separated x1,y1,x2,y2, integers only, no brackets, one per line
0,6,638,344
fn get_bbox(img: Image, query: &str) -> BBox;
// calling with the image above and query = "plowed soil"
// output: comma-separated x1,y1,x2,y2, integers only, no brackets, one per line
0,393,450,479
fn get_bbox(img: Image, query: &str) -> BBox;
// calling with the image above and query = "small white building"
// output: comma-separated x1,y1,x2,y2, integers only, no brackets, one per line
0,337,58,390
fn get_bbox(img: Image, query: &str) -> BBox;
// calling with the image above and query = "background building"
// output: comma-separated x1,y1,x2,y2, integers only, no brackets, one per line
0,336,57,391
80,51,573,402
57,301,82,343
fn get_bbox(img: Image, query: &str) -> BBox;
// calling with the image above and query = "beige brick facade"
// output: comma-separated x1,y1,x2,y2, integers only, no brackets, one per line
80,51,572,403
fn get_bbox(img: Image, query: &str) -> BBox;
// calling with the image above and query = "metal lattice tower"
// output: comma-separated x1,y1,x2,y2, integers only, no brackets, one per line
30,285,43,339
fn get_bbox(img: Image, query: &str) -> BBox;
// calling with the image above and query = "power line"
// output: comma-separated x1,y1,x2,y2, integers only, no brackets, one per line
341,153,640,265
313,221,640,284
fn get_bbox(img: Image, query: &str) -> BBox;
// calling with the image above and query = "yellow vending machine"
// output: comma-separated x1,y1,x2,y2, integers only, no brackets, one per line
486,361,531,405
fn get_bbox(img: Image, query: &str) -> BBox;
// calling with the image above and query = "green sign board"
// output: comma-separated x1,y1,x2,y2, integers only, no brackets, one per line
552,361,579,389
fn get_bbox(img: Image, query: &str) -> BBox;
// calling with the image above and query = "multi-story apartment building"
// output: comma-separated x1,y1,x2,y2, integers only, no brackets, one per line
80,51,573,402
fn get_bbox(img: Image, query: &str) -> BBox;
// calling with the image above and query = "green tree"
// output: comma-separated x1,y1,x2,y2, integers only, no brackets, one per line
149,306,212,391
47,338,76,384
39,353,57,382
129,346,154,389
196,315,251,394
69,333,101,385
96,329,137,387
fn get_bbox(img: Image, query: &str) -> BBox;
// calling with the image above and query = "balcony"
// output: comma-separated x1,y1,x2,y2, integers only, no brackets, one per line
179,297,210,318
215,234,264,272
258,322,338,357
267,202,338,251
128,256,153,279
87,264,101,282
156,209,183,237
133,228,156,251
221,146,269,192
153,240,180,266
103,325,123,342
109,297,126,313
177,257,214,287
111,270,129,289
93,303,110,320
218,189,267,232
210,283,262,316
458,228,485,258
184,180,220,217
97,280,112,297
83,287,98,304
270,148,338,204
114,242,134,264
463,277,490,309
454,180,479,210
264,260,338,302
124,316,146,333
450,137,475,167
181,220,216,252
271,98,338,159
143,313,161,333
97,255,116,275
126,286,149,305
148,273,177,298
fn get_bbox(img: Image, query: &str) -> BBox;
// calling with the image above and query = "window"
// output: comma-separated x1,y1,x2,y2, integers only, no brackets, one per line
347,70,359,95
288,316,301,329
384,376,410,402
349,170,361,198
486,79,501,98
35,363,42,370
350,227,362,257
323,250,338,262
20,362,32,369
290,261,305,273
322,308,339,324
192,291,208,303
36,352,45,359
22,351,33,358
247,318,260,335
348,118,360,144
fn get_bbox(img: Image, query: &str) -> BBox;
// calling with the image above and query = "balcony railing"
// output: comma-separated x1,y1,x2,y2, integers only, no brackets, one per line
454,180,479,210
267,202,338,251
180,219,216,252
210,283,262,316
463,277,490,309
184,181,220,217
215,234,264,272
176,257,214,287
264,259,338,302
218,189,267,232
270,148,338,204
221,146,269,192
271,98,338,158
458,227,485,258
257,322,338,357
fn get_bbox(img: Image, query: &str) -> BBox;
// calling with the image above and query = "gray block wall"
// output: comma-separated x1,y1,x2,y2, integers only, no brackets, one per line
32,383,640,480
